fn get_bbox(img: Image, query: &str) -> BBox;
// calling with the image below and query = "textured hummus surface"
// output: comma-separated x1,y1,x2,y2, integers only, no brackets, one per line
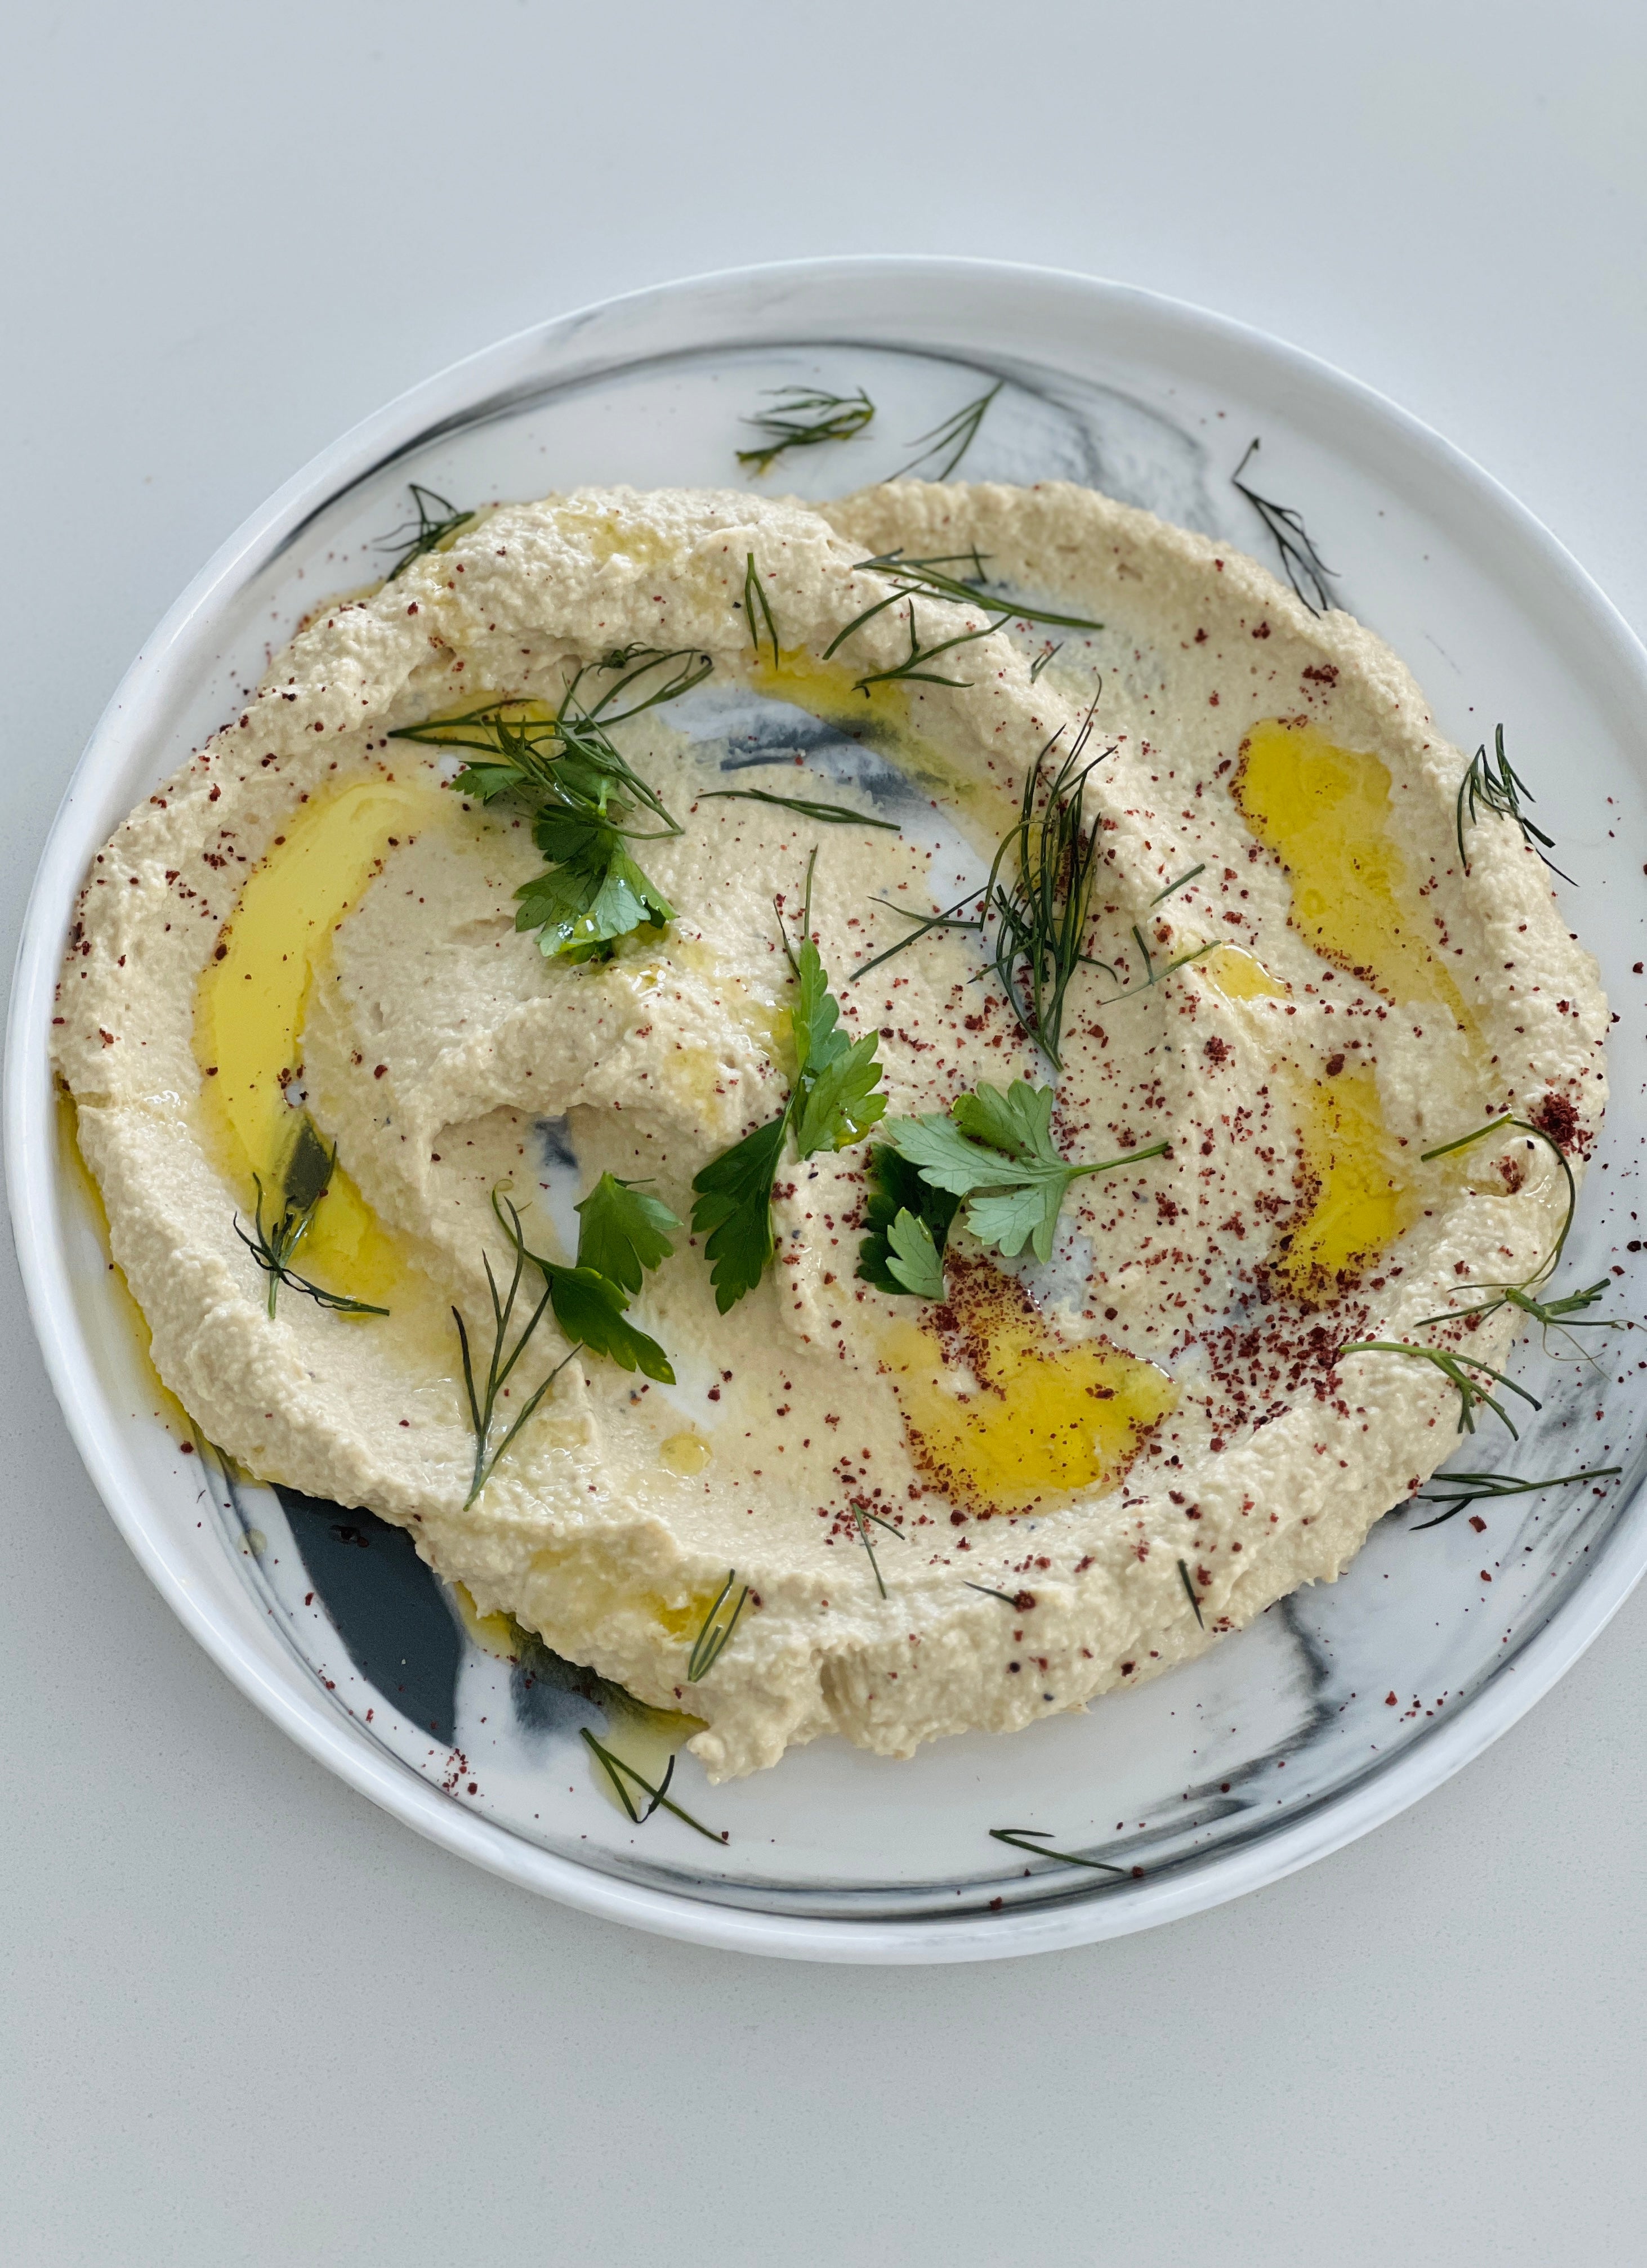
56,480,1607,1778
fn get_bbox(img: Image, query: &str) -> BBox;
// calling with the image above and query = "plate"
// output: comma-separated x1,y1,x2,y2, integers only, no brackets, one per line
10,257,1647,1963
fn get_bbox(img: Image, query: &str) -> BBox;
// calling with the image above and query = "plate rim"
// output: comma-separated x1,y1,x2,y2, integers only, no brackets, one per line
10,252,1647,1963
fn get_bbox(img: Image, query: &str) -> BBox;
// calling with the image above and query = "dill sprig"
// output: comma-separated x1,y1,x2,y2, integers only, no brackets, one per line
850,701,1113,1070
891,381,1002,481
1455,724,1573,883
699,786,899,831
849,594,1014,694
1151,863,1206,905
1100,927,1217,1005
1410,1464,1622,1529
1177,1556,1206,1627
743,553,780,670
454,1203,574,1507
1339,1340,1539,1437
690,851,886,1309
737,385,874,475
964,1582,1030,1607
233,1120,389,1320
853,1505,890,1599
1421,1115,1580,1298
988,1828,1128,1877
378,484,476,582
825,553,1112,666
1029,643,1061,683
1231,438,1336,614
686,1571,749,1683
822,550,1103,660
579,1729,727,1843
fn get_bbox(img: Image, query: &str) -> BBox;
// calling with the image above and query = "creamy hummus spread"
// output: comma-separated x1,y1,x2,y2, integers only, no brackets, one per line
55,479,1608,1779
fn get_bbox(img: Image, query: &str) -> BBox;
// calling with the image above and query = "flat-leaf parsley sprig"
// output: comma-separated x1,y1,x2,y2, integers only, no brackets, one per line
737,385,875,476
690,852,886,1312
394,645,711,960
881,1077,1168,1269
378,483,477,582
855,1142,960,1299
456,1184,679,1504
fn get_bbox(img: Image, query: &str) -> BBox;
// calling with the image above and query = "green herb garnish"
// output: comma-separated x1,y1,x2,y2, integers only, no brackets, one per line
1151,863,1206,905
233,1119,389,1320
1338,1340,1539,1438
852,1505,890,1599
891,381,1002,481
572,1173,680,1295
379,483,476,581
1455,724,1573,883
743,552,780,670
737,385,874,475
821,549,1102,660
847,594,1013,695
456,1187,676,1505
1410,1464,1622,1529
1177,1557,1206,1627
691,852,886,1310
1231,437,1336,614
699,786,899,830
856,1141,960,1299
394,645,710,961
965,1582,1032,1607
579,1729,726,1843
883,1077,1167,1267
988,1827,1128,1877
850,705,1114,1068
686,1571,749,1683
454,1196,573,1506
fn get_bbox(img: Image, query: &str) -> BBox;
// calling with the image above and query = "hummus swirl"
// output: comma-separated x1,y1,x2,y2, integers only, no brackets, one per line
55,481,1608,1778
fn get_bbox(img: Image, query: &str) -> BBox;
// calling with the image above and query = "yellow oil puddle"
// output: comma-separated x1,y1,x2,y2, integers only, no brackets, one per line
1202,943,1292,1001
451,1581,703,1820
1235,718,1467,1020
1274,1065,1413,1300
56,1088,195,1440
659,1432,712,1476
193,771,447,1313
881,1258,1176,1513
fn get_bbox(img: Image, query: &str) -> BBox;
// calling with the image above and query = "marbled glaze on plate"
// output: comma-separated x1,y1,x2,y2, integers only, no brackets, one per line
11,262,1647,1959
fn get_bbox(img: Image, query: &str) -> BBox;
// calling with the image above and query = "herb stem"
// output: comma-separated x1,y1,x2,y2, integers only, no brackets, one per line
988,1827,1128,1877
579,1729,727,1843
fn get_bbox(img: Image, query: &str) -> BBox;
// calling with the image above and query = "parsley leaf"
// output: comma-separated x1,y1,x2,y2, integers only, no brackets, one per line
885,1209,946,1299
514,826,675,961
537,1260,675,1382
887,1079,1168,1264
856,1143,959,1297
690,1112,788,1314
574,1174,680,1295
391,647,710,962
691,853,886,1310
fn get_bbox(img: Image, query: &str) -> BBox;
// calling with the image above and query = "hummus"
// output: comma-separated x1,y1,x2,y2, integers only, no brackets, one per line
55,479,1608,1780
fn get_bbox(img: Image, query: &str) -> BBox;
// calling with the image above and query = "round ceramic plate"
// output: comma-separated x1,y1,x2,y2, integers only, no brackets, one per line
10,259,1646,1963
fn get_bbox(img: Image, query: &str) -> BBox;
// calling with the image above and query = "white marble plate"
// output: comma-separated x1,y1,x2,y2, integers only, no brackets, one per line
10,258,1646,1961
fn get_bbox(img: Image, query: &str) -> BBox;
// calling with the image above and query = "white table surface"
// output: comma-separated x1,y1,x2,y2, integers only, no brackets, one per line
5,4,1645,2261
